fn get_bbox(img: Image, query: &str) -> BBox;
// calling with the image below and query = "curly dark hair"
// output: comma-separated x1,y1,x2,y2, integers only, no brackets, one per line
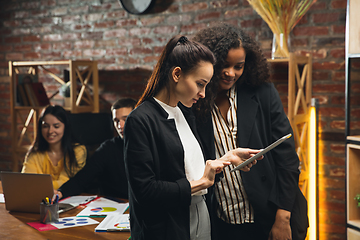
192,23,270,116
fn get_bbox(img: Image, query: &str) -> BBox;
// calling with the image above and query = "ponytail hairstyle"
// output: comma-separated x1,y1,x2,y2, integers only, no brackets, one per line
26,105,81,178
136,35,216,107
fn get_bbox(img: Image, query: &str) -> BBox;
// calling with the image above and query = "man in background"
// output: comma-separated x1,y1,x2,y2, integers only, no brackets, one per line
56,97,137,199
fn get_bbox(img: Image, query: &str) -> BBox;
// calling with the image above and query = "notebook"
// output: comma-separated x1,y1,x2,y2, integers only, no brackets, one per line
0,171,54,213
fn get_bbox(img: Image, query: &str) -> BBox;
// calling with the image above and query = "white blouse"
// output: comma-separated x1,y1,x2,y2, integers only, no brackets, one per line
154,98,206,196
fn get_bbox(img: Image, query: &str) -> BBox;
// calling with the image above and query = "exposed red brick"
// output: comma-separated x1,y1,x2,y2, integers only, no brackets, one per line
313,62,343,71
330,143,345,154
41,0,56,7
107,10,127,19
95,21,115,29
141,16,165,26
6,52,23,60
313,71,330,81
14,11,30,19
82,32,104,40
116,19,137,27
94,39,117,48
83,13,103,22
31,9,49,18
329,190,346,202
129,28,151,36
319,223,346,234
319,107,344,117
91,3,112,11
62,15,81,24
0,28,12,36
154,26,178,35
241,18,263,28
23,35,41,42
4,36,21,44
51,7,67,16
329,168,345,178
313,12,341,23
313,84,344,94
330,48,345,59
181,23,207,34
319,156,345,166
14,44,32,52
225,7,253,18
83,49,106,57
331,0,347,9
311,1,327,10
293,26,329,36
74,40,95,49
195,11,221,21
3,20,21,28
43,34,62,42
167,14,192,24
52,42,72,50
129,47,153,55
105,48,127,56
0,44,13,52
332,25,345,34
42,52,63,59
182,2,208,12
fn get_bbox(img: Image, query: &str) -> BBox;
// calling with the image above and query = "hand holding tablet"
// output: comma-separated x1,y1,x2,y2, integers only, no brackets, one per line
230,133,292,172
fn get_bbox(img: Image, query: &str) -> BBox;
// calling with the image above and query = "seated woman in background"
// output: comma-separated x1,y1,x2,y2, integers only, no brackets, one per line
21,105,86,190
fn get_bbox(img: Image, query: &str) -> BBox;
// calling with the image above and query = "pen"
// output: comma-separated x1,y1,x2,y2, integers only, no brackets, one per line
46,197,50,205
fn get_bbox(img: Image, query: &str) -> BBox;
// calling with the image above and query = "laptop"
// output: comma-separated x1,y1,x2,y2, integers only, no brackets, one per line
0,171,54,213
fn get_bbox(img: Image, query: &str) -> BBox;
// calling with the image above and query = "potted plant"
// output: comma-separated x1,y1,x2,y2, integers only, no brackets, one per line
59,82,71,107
355,194,360,207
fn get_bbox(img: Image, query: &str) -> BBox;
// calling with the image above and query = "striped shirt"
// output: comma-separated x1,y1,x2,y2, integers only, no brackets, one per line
212,85,254,224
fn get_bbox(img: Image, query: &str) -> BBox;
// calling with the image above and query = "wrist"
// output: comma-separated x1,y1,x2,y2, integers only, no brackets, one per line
190,178,212,194
276,209,291,223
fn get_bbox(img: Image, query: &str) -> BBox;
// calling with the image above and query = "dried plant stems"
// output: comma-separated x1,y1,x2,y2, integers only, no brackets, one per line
247,0,316,58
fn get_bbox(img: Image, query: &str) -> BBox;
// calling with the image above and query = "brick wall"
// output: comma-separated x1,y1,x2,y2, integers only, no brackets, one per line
0,0,349,239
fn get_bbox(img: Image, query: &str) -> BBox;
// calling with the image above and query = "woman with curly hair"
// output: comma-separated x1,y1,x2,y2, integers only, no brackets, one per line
193,23,308,240
22,105,86,190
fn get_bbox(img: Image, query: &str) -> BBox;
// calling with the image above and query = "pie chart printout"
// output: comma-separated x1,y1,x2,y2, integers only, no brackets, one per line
90,207,117,213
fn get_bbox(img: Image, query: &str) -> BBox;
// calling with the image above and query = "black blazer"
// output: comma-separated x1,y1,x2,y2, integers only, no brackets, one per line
197,82,309,240
124,98,205,240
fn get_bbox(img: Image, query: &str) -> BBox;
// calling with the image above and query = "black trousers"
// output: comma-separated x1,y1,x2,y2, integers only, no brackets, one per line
213,215,268,240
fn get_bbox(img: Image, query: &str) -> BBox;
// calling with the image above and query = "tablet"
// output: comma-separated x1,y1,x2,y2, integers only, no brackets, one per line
230,133,292,172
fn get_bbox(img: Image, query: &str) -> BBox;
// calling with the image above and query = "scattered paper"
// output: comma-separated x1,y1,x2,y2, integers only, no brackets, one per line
77,202,129,217
60,195,98,205
27,217,99,231
95,214,130,232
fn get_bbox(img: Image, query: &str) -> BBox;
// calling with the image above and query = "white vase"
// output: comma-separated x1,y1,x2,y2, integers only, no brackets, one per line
271,33,290,59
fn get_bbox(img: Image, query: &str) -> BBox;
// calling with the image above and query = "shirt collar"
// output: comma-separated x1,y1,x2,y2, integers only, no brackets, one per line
228,84,236,102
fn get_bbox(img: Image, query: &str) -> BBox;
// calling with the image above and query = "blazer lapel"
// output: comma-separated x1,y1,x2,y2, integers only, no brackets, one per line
237,85,258,148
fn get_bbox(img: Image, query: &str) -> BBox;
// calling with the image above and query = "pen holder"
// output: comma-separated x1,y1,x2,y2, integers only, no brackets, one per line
40,202,59,224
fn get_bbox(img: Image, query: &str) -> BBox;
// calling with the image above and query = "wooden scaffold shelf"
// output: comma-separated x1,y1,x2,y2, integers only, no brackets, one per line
9,60,99,172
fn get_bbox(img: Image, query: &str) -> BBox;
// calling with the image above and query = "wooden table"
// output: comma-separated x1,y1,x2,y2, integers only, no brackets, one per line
0,182,131,240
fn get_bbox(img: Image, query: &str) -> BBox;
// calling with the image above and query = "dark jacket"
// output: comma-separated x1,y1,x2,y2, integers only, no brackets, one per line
58,136,128,199
196,82,309,240
124,98,205,240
